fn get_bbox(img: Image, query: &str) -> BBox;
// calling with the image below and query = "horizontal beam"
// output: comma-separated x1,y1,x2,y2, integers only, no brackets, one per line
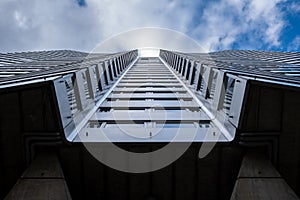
75,126,228,142
108,93,192,99
90,111,210,121
100,100,199,109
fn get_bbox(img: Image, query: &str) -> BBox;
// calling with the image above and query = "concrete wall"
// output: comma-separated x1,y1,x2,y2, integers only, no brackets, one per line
58,143,243,200
240,81,300,194
0,83,60,199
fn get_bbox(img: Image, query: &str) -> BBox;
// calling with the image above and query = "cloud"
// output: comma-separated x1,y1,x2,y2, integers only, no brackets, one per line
0,0,291,52
288,36,300,51
288,1,300,13
0,0,96,51
0,0,200,52
192,0,286,51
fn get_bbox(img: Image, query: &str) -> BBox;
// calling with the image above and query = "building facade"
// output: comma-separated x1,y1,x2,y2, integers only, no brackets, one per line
0,49,300,199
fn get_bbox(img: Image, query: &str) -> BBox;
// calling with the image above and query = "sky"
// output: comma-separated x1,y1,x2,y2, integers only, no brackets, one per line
0,0,299,53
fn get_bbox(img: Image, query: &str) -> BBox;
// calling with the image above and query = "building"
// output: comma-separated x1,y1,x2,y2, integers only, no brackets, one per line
0,49,300,199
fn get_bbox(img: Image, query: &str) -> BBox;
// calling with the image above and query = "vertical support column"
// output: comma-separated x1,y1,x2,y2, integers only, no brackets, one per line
184,60,191,80
215,72,227,111
171,54,175,69
179,58,183,74
73,70,86,110
200,65,212,96
106,60,114,82
175,55,179,70
117,56,123,73
205,66,214,98
195,63,204,91
121,55,125,69
115,58,120,75
176,57,181,71
110,59,117,78
182,58,187,76
104,60,112,85
188,61,195,84
95,63,104,91
125,53,129,66
123,54,127,67
87,66,97,100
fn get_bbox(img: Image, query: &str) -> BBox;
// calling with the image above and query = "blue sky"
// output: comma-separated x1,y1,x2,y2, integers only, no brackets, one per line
0,0,299,52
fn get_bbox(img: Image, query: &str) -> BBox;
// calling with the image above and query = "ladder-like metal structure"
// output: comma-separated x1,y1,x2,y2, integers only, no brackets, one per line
75,57,229,142
54,55,239,142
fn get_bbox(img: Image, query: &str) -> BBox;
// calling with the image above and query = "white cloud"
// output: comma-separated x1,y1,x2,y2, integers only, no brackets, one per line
288,36,300,51
289,2,300,13
14,10,29,29
0,0,201,52
248,0,285,46
192,0,286,51
0,0,93,51
0,0,289,52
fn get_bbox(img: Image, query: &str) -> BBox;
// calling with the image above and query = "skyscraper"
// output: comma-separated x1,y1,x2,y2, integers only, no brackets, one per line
1,49,300,199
